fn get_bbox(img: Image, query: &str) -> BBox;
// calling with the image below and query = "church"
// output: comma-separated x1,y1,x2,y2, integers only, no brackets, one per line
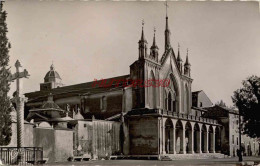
7,6,258,162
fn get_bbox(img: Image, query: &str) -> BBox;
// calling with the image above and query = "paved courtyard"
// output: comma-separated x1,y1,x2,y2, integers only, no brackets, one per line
45,156,260,166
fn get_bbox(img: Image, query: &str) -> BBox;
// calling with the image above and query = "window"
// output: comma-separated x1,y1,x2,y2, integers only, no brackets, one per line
168,93,172,111
84,124,87,128
200,102,203,107
232,135,234,144
100,96,107,111
237,137,239,145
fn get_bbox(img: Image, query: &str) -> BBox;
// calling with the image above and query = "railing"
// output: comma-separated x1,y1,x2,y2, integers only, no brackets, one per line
0,147,43,165
159,110,218,125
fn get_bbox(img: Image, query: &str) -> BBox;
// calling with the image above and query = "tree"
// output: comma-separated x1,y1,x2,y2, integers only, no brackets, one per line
216,100,227,107
232,75,260,138
0,2,12,145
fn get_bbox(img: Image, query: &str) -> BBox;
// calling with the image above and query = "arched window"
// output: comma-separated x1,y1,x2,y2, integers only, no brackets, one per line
149,71,156,108
168,92,172,111
185,85,189,114
172,92,176,112
165,90,168,110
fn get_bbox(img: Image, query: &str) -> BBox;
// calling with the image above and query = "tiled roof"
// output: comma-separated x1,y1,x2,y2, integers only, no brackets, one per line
25,74,130,102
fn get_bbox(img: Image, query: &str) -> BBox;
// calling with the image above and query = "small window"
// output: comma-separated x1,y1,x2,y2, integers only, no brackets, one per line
232,135,234,144
237,137,239,145
200,102,203,107
84,124,87,128
100,96,107,111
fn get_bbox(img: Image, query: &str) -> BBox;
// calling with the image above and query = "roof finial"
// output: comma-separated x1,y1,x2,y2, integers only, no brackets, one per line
164,1,169,17
50,61,54,70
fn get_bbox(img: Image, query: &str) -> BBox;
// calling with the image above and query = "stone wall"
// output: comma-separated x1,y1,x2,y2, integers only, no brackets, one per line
7,122,34,147
33,127,73,162
129,116,158,155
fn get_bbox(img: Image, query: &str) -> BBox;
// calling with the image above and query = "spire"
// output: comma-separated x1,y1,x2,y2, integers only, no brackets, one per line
184,48,191,77
138,19,148,60
150,27,159,62
140,19,146,42
177,43,183,74
151,27,158,49
185,48,190,66
164,1,171,51
177,43,182,62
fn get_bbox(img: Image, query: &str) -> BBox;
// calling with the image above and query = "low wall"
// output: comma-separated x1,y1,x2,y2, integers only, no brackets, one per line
33,127,73,162
7,122,34,147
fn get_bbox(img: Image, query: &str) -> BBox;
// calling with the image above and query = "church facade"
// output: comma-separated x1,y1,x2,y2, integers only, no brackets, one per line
22,11,259,161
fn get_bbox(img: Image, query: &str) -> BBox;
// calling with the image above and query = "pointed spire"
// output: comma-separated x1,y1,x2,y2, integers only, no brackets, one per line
185,48,190,66
140,19,147,42
138,19,148,60
177,43,182,62
151,27,158,49
164,1,171,51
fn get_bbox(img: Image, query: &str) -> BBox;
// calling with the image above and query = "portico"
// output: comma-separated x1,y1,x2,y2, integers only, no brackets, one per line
160,111,221,156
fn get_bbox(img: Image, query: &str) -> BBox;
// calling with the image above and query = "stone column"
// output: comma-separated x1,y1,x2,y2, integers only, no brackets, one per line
206,131,209,153
162,118,166,154
173,127,176,154
190,128,194,154
182,128,186,154
16,97,26,148
212,126,216,153
198,128,202,153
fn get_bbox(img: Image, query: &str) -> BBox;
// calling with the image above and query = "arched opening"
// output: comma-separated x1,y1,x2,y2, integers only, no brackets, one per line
175,120,184,154
185,84,190,114
185,122,193,154
169,73,180,113
165,119,174,154
201,124,208,153
215,126,221,153
172,92,176,112
164,90,167,110
208,126,213,153
149,71,156,108
194,123,200,153
168,92,172,111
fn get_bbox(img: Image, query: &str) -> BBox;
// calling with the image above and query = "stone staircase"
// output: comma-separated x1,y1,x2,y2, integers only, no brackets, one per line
160,153,225,160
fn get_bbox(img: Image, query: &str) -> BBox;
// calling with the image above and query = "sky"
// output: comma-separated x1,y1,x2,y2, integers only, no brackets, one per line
4,0,260,107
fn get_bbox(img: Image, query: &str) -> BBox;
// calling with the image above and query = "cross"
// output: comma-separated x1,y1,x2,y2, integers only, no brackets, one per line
8,60,30,95
8,60,30,162
142,19,145,27
154,27,156,33
164,1,169,17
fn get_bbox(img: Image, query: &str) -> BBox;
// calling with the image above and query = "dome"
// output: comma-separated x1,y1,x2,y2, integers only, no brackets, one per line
44,64,62,83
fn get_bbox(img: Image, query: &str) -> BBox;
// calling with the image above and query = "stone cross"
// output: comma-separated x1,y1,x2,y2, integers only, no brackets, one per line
8,60,30,148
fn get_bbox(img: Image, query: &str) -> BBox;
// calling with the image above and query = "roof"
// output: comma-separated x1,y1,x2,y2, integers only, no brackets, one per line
30,95,64,112
192,90,203,95
44,64,61,81
203,105,239,118
25,74,130,102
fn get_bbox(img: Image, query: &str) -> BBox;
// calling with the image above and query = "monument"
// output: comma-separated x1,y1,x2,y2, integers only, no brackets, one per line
8,60,30,162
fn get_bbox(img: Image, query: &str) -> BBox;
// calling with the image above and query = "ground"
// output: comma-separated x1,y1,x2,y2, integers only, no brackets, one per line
44,156,260,166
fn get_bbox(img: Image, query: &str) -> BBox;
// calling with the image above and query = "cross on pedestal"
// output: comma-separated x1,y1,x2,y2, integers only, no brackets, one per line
8,60,29,162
